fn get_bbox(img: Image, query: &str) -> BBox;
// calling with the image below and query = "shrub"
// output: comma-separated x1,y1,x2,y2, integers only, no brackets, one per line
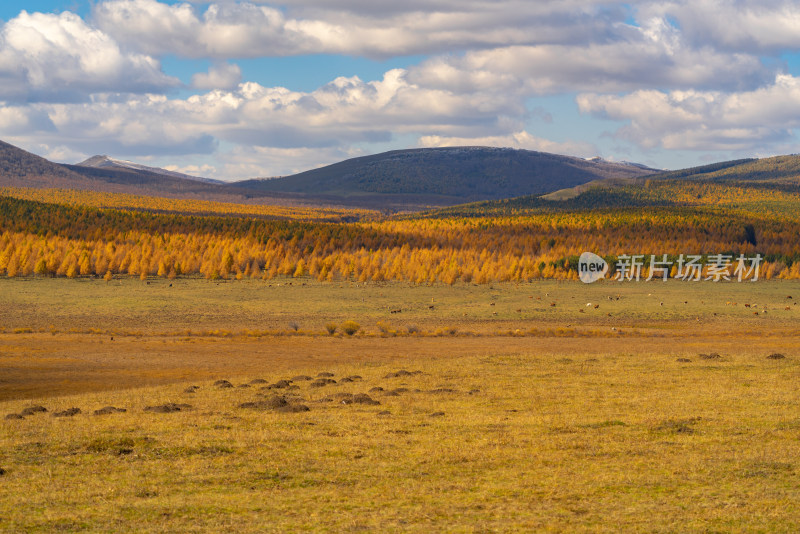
325,322,337,335
407,324,420,334
341,320,360,336
288,321,300,332
376,321,396,336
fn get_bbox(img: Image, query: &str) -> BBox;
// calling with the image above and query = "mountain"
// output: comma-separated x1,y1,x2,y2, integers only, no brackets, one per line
237,147,659,206
77,155,224,185
540,155,800,201
0,140,283,204
433,154,800,218
0,140,101,190
0,141,660,210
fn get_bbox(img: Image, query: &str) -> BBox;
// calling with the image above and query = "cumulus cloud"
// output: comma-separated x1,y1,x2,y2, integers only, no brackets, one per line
0,10,177,103
419,131,597,158
577,74,800,150
5,0,800,176
408,18,771,95
4,68,531,178
641,0,800,54
93,0,635,58
191,62,242,90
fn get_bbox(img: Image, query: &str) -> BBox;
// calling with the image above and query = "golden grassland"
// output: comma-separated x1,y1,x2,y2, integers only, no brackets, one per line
1,279,800,531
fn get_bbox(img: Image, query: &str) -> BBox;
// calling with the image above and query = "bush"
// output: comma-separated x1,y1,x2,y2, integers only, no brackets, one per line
407,324,420,334
325,322,337,335
341,320,360,336
288,321,300,332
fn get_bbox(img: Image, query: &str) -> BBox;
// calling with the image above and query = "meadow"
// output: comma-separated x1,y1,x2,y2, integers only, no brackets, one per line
1,277,799,531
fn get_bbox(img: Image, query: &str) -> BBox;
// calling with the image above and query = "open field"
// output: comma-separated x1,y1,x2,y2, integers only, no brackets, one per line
1,278,800,531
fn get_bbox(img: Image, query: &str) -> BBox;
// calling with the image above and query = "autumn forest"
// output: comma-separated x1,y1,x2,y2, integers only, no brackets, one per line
3,182,800,284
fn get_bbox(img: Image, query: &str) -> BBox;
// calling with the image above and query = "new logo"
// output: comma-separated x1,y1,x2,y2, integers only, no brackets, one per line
578,252,608,284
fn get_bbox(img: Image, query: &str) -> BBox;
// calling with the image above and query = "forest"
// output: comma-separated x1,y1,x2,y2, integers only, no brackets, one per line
3,184,800,283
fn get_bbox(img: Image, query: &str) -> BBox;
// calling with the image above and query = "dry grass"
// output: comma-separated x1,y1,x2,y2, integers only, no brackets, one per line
1,278,799,531
1,350,799,532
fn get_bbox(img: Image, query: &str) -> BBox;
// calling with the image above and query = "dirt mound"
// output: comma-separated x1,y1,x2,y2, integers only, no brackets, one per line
351,393,380,405
237,384,251,388
94,406,127,415
240,396,288,409
291,375,313,381
184,385,200,393
240,395,309,413
265,380,292,389
144,403,191,414
369,387,384,392
310,378,337,388
21,405,47,416
429,411,446,417
249,378,268,384
676,358,692,363
320,392,380,405
5,413,24,420
699,353,722,360
214,380,234,389
319,392,354,403
377,411,391,417
317,372,335,378
427,388,457,394
767,353,787,359
385,369,423,378
53,408,81,417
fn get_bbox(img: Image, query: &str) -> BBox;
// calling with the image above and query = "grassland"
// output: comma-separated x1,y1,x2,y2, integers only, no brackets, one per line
1,278,800,531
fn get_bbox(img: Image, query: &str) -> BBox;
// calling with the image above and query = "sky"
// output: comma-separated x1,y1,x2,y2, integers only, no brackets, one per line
2,1,800,181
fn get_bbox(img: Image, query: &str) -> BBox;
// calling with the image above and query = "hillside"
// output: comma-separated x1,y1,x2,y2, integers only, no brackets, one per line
237,147,659,204
0,140,308,207
433,155,800,222
64,161,230,197
0,140,101,190
0,141,660,211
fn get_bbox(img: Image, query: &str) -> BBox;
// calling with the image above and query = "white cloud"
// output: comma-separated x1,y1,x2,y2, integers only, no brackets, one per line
3,68,530,179
641,0,800,53
4,0,800,176
191,62,242,90
0,10,177,103
93,0,635,58
408,18,771,95
577,74,800,150
419,131,597,158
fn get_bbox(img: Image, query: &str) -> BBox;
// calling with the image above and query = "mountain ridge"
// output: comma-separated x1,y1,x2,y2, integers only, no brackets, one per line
0,139,726,211
238,146,659,202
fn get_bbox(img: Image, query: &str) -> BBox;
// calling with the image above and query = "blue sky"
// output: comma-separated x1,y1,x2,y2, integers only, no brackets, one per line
1,0,800,180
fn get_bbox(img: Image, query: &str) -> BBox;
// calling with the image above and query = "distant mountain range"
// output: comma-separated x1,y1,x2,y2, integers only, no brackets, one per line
0,140,663,210
18,139,800,212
